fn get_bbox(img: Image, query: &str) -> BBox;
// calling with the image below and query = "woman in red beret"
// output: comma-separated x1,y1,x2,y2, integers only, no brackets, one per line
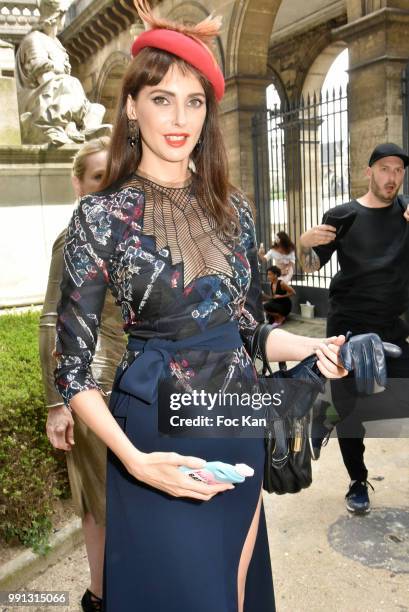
54,2,347,610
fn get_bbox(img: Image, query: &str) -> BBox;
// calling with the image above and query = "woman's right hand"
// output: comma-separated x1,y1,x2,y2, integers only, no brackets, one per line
127,452,235,501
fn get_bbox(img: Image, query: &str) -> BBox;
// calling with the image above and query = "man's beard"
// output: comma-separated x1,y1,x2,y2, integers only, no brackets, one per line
370,176,400,204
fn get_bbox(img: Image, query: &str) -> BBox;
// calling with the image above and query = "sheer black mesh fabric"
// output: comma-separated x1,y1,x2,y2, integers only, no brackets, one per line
124,173,234,288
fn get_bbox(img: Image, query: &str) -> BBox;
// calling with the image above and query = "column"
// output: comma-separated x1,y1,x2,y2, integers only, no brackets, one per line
335,6,409,196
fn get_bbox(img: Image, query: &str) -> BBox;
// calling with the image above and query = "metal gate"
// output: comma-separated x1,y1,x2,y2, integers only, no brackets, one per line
252,87,350,288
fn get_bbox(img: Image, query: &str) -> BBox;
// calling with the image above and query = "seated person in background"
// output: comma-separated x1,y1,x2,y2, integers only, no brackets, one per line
262,265,295,326
258,231,296,283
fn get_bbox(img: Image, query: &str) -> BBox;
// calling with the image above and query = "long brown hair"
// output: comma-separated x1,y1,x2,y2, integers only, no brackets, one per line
101,41,238,235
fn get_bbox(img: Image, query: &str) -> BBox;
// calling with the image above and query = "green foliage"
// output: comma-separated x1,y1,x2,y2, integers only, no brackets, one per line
0,311,69,552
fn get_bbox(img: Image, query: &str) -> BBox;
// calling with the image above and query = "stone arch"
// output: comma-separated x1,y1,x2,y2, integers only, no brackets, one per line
302,41,348,99
227,0,282,77
266,66,288,106
164,1,225,73
95,51,130,123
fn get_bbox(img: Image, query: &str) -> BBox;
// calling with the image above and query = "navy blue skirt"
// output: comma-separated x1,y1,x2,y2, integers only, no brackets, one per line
105,406,274,611
104,326,275,611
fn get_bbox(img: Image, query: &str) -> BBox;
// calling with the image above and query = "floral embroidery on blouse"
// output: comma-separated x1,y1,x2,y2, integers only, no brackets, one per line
54,178,262,406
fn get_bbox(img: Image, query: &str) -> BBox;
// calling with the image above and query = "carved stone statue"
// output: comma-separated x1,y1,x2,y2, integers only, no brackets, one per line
15,0,111,146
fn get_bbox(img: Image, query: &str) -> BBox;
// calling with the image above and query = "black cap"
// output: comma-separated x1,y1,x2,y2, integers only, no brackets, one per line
368,143,409,167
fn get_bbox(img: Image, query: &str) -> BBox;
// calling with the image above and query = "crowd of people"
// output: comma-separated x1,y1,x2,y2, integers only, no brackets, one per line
37,1,409,610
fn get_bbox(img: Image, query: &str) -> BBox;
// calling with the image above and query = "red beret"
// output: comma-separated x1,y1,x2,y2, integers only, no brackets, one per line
131,29,225,101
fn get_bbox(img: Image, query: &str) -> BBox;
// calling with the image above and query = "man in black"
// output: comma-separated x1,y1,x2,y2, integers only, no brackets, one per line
299,143,409,514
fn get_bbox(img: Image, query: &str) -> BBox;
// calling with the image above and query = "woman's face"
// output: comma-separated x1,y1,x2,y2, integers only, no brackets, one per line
127,64,207,171
72,150,108,198
267,270,277,283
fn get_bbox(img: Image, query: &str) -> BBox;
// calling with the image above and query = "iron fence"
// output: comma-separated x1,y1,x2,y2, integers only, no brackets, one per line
252,87,350,288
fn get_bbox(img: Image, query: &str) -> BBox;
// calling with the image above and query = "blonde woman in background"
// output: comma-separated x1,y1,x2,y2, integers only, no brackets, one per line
39,137,126,612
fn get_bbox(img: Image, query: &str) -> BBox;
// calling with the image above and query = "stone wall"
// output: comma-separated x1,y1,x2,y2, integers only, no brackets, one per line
267,18,347,102
338,5,409,195
0,147,77,307
62,0,282,199
4,0,409,201
2,0,409,306
0,39,20,145
57,0,409,210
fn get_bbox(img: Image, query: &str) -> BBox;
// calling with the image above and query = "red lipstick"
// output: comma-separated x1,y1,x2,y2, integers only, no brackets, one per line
164,133,190,148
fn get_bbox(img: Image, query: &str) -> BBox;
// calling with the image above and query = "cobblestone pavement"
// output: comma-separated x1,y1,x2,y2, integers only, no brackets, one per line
17,317,409,611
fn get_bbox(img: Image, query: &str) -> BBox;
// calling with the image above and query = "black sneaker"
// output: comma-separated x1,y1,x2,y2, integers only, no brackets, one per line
345,481,374,514
81,590,102,612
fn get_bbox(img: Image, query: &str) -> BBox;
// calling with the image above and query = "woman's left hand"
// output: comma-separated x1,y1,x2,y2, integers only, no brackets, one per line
314,335,348,379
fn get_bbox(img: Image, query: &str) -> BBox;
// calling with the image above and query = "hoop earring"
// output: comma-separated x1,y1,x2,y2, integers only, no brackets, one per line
128,119,140,148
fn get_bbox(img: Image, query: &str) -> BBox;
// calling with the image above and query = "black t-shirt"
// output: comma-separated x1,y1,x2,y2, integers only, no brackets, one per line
313,197,409,342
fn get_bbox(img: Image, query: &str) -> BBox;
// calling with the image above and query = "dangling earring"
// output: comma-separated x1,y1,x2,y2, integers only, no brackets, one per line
190,137,202,172
194,136,203,153
128,119,140,147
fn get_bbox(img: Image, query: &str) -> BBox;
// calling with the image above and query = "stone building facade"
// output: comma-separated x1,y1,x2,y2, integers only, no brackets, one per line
55,0,409,200
1,0,409,306
2,0,406,200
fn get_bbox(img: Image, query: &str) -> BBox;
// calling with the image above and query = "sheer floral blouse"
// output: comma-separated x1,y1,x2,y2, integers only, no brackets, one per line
54,172,263,407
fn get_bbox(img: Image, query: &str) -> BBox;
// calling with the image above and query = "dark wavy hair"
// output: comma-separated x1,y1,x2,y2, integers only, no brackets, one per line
267,265,281,277
101,48,239,236
273,231,295,254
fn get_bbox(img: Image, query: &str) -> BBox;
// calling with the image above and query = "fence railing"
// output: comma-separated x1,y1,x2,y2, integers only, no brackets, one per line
252,87,350,288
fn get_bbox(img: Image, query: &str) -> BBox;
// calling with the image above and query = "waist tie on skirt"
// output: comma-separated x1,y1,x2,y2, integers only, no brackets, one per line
117,321,243,404
104,320,275,612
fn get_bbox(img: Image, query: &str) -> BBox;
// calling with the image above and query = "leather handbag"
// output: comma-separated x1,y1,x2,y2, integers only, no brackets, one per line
246,323,325,494
259,352,324,495
244,324,401,495
263,413,312,495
